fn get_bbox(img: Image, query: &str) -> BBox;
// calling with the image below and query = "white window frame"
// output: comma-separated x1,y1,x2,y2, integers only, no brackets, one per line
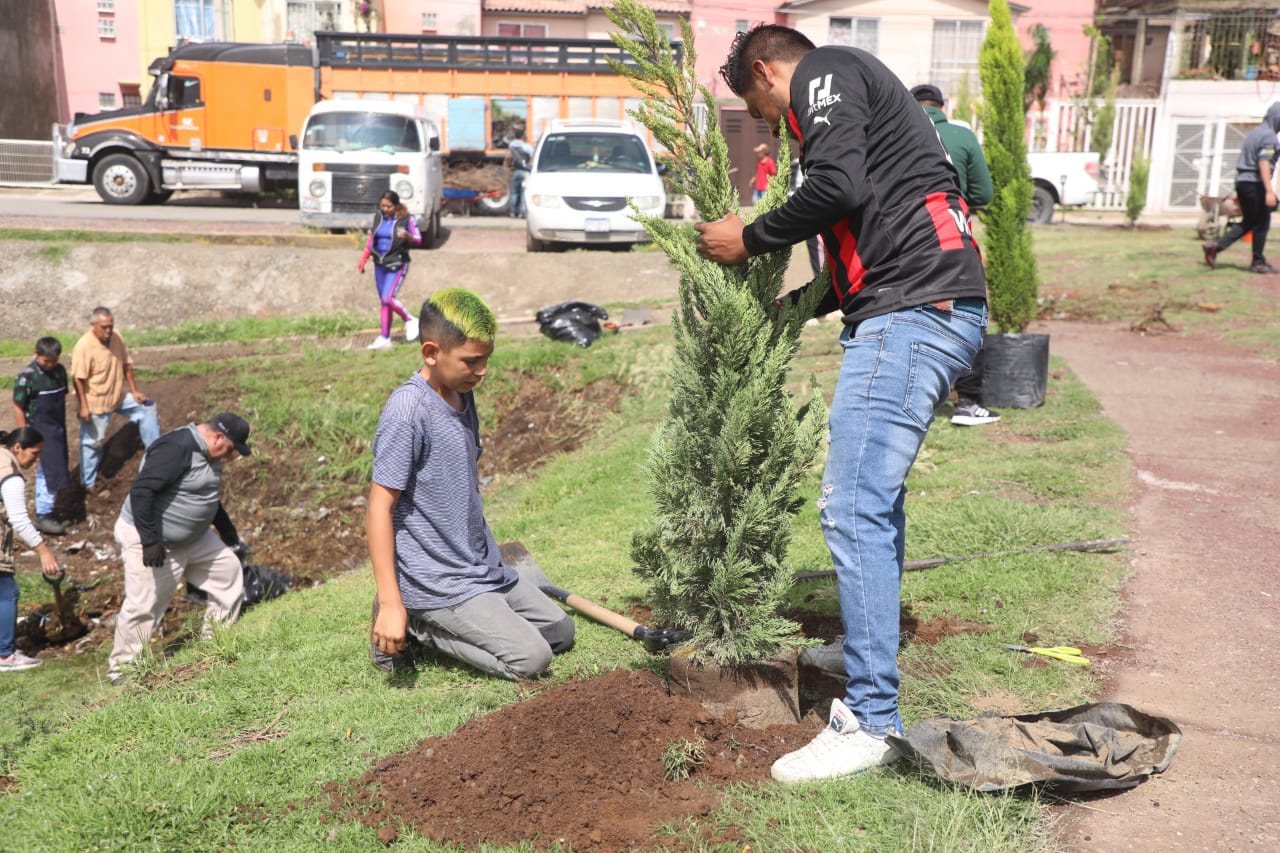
735,20,749,35
98,16,116,38
930,19,986,99
99,92,117,108
828,17,878,55
97,0,115,12
421,12,437,32
496,22,548,38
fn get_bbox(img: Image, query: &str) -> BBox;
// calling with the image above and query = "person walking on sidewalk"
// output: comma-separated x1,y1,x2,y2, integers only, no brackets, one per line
107,414,251,683
358,190,422,350
697,25,986,784
12,337,72,534
71,307,160,493
1203,102,1280,274
1,427,63,672
911,83,1000,427
506,128,533,218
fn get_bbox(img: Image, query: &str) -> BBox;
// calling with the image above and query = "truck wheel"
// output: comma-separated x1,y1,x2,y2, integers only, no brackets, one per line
93,154,152,205
1028,186,1055,225
474,191,510,216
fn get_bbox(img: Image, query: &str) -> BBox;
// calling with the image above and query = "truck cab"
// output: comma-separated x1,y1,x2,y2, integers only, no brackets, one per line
55,42,313,205
298,100,445,241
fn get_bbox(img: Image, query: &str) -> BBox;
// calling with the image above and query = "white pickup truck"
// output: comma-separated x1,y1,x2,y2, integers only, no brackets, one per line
1027,152,1102,224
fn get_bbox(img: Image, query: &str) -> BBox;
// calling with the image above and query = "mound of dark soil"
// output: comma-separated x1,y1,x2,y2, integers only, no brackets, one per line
328,668,818,851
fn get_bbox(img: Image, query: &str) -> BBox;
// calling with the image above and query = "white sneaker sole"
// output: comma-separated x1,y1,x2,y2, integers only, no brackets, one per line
951,415,1000,426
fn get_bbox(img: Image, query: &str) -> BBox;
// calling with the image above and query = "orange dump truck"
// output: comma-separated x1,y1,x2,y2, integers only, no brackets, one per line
53,31,668,210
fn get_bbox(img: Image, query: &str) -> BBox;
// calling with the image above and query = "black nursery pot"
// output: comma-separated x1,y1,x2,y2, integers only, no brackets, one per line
980,332,1050,409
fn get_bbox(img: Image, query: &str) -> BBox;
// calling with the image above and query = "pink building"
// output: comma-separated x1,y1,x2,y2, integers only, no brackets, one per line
55,0,143,121
380,0,485,36
1017,0,1094,100
690,2,781,98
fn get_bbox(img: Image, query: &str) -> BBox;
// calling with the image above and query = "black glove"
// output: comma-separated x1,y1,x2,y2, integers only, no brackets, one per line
142,543,166,568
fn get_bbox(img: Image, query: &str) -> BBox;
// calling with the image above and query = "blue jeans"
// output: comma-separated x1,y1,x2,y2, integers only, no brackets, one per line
35,463,55,516
510,170,528,217
0,573,18,657
79,394,160,488
822,302,985,734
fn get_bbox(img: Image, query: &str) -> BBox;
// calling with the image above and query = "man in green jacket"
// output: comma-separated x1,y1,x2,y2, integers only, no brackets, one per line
912,84,998,426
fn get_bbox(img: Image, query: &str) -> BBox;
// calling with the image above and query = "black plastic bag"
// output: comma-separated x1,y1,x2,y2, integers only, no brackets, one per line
187,561,292,609
888,701,1181,792
536,301,609,348
981,332,1050,409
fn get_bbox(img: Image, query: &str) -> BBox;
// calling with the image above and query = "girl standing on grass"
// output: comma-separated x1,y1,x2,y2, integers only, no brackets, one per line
1,427,63,672
358,190,423,350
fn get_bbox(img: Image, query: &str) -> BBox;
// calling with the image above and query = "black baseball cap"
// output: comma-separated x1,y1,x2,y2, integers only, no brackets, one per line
911,84,946,105
212,412,252,456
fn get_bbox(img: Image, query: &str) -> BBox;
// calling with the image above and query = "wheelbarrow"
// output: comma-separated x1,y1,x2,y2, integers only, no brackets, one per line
1197,192,1242,240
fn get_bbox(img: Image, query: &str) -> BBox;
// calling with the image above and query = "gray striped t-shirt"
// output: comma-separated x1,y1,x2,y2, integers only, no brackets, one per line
371,372,515,609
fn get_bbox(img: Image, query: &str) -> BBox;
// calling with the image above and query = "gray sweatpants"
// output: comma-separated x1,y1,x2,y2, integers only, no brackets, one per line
372,575,575,680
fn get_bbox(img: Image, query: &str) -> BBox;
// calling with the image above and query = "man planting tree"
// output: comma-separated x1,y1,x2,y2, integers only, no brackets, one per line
696,24,987,783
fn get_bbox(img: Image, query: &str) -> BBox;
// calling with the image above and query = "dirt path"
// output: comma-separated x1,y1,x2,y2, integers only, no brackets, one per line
1039,318,1280,851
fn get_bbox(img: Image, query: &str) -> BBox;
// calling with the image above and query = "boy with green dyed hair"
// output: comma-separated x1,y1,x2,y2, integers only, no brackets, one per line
366,289,575,677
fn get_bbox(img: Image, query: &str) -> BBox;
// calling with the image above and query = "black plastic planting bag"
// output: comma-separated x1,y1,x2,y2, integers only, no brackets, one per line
188,562,292,609
981,332,1050,409
536,301,609,348
888,702,1182,792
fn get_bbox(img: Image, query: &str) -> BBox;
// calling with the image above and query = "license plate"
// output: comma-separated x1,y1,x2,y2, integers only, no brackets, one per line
585,218,610,233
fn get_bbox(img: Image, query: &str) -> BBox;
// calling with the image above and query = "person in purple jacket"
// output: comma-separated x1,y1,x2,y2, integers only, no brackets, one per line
358,190,422,350
697,24,987,784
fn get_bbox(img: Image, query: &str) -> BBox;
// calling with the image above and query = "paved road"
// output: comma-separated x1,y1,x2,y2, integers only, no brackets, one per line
0,186,524,237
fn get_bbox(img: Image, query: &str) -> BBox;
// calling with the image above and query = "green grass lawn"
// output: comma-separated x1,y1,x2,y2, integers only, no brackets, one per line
0,303,1127,851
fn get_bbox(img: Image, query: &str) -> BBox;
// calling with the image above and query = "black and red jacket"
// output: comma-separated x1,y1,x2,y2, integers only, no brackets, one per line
743,46,987,324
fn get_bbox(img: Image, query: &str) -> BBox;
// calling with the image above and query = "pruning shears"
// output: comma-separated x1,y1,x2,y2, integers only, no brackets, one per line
1001,643,1090,665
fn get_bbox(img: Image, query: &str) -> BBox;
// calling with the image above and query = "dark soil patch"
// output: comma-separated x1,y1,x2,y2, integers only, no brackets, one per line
327,668,817,851
16,362,626,663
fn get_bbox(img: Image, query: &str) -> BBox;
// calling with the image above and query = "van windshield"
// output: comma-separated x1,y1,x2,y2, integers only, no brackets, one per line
535,132,653,173
302,113,422,153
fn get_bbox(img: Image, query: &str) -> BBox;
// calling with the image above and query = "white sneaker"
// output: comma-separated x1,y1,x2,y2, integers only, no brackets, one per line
0,651,42,672
366,335,392,351
404,316,419,342
770,699,899,784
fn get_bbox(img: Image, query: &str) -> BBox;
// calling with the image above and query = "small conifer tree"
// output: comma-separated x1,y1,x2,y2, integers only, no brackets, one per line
606,0,827,666
1126,155,1150,226
980,0,1040,333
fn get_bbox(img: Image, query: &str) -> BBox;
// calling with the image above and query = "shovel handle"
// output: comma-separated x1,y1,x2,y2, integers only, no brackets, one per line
561,592,643,639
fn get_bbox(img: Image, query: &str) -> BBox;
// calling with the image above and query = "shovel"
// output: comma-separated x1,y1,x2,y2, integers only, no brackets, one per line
42,567,85,633
498,541,689,654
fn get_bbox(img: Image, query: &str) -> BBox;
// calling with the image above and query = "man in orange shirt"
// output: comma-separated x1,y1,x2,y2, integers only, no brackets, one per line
70,306,160,492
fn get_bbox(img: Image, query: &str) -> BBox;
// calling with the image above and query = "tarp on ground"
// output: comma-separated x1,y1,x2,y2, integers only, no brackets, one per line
888,701,1181,792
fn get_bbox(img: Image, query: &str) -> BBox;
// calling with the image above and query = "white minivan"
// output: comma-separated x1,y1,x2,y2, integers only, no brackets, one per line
524,119,666,252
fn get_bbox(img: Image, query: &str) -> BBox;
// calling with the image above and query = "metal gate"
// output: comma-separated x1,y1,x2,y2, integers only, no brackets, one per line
0,139,55,185
1169,119,1249,209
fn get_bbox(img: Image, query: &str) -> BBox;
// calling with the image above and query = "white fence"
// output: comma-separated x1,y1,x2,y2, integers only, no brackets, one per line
1029,99,1160,210
0,139,55,185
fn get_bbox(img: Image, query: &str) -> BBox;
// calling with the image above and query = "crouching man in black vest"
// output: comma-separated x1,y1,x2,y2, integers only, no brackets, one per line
108,413,251,684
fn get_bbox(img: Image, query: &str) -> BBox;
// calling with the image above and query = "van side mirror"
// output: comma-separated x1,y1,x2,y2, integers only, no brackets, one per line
429,136,440,152
289,134,298,150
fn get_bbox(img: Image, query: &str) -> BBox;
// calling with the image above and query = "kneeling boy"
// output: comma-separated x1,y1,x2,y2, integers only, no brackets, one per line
367,289,574,678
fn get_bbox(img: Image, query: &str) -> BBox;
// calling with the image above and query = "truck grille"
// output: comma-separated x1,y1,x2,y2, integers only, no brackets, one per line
332,173,391,212
565,196,627,212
